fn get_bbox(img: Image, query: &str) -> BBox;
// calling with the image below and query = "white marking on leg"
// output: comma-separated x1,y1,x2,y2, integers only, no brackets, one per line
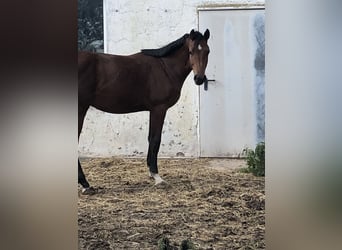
150,172,165,185
81,187,95,195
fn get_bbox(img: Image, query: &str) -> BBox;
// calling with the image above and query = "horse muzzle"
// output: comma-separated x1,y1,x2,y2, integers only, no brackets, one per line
194,75,207,86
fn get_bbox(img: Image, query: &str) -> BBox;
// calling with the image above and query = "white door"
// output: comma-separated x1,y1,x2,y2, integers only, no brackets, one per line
199,8,265,157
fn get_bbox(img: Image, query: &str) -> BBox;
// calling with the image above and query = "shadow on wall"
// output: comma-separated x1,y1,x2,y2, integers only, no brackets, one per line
254,13,265,143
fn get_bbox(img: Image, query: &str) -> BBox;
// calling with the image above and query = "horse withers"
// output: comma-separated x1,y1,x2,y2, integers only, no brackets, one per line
78,29,210,194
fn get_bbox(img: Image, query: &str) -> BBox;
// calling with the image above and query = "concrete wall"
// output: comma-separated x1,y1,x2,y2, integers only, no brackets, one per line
79,0,264,157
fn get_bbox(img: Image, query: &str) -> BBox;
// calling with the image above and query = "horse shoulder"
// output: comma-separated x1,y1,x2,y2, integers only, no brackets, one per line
138,56,181,108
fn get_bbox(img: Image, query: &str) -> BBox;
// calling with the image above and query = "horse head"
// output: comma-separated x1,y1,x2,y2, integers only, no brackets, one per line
187,29,210,86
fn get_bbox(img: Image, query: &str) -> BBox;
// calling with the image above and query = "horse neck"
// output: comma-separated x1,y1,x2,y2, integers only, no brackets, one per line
161,45,192,88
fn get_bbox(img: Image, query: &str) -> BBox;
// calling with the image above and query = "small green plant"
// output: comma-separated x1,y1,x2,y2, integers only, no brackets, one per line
243,142,265,177
158,237,196,250
158,236,172,250
180,239,196,250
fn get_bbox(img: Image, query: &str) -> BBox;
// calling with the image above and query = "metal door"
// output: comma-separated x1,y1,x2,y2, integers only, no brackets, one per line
199,8,265,157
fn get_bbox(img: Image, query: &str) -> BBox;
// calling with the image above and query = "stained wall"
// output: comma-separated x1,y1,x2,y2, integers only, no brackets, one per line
79,0,264,157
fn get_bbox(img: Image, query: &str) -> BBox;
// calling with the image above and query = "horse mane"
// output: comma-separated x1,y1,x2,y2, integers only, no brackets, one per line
141,34,190,57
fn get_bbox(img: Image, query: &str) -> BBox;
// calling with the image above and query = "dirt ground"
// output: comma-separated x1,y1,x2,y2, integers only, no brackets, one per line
78,158,265,250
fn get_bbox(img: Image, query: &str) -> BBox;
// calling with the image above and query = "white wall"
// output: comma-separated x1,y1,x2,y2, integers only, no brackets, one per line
79,0,264,157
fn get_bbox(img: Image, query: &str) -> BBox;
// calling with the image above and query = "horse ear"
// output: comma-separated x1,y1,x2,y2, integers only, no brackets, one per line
204,29,210,40
190,29,196,40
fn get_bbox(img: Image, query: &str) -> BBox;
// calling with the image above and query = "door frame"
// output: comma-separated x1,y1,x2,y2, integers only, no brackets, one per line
197,5,265,158
197,3,265,12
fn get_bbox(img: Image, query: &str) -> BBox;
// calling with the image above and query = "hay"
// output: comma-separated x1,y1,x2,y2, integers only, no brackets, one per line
78,158,265,249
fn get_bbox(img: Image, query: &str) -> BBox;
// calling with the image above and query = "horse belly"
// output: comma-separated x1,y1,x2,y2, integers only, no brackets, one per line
91,90,147,114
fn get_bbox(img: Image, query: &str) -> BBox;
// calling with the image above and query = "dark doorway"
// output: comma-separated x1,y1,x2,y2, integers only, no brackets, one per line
78,0,104,52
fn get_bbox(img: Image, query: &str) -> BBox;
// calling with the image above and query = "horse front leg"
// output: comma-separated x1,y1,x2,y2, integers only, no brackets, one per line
147,106,167,185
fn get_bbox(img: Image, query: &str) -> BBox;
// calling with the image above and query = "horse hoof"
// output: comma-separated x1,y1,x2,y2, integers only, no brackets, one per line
81,187,96,195
155,179,168,186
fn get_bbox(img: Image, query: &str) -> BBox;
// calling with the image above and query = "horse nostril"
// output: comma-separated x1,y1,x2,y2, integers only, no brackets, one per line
194,74,204,85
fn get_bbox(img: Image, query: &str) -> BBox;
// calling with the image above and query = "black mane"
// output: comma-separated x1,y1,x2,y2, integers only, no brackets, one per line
141,34,190,57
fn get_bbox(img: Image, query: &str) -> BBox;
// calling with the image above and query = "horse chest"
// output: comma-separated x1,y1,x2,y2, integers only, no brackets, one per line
168,90,181,107
149,83,181,108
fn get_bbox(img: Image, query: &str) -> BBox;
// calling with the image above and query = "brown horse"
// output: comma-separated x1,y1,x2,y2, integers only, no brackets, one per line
78,29,210,194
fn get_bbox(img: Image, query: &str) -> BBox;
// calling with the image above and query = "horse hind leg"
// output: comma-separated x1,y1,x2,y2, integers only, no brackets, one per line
78,104,95,194
78,160,95,194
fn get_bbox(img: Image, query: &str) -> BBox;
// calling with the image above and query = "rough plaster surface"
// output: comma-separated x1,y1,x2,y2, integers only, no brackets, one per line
79,0,264,157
